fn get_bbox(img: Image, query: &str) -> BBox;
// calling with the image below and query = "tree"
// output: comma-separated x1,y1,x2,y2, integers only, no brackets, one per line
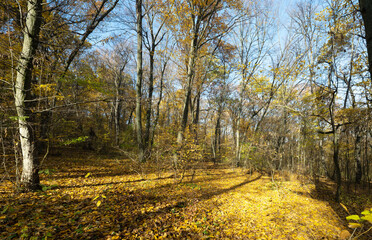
315,0,361,201
359,0,372,78
10,0,119,190
231,0,273,166
289,0,324,180
165,0,234,144
207,50,232,162
143,0,167,156
135,0,145,162
98,42,132,146
14,0,43,190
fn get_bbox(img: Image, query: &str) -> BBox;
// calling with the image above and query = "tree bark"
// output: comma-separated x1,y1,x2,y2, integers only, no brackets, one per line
213,107,222,162
15,0,43,191
235,117,241,167
135,0,145,162
177,35,197,144
333,128,341,202
359,0,372,78
355,127,362,184
150,56,168,149
144,48,154,149
113,77,122,146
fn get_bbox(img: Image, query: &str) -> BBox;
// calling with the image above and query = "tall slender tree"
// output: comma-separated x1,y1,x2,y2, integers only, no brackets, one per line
359,0,372,77
135,0,145,162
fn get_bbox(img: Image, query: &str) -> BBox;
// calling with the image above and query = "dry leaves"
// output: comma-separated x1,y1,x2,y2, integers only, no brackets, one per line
0,154,370,239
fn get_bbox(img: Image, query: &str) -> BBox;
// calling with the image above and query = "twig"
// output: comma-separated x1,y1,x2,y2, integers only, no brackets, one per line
348,228,357,240
354,226,372,239
39,139,50,168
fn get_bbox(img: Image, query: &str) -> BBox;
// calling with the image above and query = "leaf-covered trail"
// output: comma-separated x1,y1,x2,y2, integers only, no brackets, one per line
0,154,360,239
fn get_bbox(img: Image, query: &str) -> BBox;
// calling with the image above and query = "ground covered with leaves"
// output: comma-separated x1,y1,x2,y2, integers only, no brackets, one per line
1,150,371,239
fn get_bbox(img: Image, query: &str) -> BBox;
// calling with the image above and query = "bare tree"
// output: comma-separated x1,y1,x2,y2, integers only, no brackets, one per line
143,0,167,155
175,0,224,144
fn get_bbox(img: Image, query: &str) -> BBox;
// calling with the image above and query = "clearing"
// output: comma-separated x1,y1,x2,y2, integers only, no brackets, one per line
0,150,371,239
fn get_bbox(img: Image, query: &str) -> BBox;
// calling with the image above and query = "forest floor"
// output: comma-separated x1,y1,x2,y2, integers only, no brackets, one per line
0,149,371,240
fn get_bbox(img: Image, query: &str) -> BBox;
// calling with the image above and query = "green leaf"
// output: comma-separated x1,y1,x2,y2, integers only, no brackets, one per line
42,185,51,191
9,116,29,121
1,205,9,214
39,169,54,175
346,215,360,221
64,136,88,146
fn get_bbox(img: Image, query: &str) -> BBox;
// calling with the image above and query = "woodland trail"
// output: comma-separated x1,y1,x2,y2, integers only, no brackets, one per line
0,152,371,239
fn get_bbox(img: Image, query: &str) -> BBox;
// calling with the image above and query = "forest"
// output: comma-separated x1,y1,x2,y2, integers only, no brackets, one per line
1,0,372,239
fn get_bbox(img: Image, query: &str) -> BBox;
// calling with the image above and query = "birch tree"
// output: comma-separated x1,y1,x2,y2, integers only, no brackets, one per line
14,0,43,190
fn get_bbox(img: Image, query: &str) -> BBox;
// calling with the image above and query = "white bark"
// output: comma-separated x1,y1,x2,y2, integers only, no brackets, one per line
15,0,42,190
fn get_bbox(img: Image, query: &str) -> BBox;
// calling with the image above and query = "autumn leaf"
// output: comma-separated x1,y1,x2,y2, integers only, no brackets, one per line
361,210,371,216
361,214,372,224
346,215,360,221
340,203,350,214
348,223,362,228
1,153,370,239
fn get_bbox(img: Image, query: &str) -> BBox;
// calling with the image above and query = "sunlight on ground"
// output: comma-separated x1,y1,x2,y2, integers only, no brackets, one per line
0,156,352,239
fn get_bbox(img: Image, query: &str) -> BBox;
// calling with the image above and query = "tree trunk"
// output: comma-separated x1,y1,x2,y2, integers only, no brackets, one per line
113,93,122,146
144,48,155,149
213,108,222,162
355,127,362,184
235,117,241,167
150,59,167,148
177,34,197,144
15,0,43,191
192,92,201,141
359,0,372,78
193,92,201,126
150,74,163,148
333,128,341,202
135,0,145,162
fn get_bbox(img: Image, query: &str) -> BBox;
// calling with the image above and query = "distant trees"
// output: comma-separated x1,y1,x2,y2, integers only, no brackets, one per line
1,0,372,195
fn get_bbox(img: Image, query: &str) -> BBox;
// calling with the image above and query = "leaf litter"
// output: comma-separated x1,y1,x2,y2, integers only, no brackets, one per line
0,154,371,239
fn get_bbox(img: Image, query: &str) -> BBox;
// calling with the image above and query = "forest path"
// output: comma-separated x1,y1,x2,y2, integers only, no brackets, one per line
0,153,367,239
